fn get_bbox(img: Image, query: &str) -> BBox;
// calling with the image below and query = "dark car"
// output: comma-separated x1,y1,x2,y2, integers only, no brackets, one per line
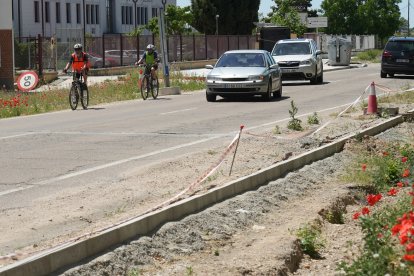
381,37,414,78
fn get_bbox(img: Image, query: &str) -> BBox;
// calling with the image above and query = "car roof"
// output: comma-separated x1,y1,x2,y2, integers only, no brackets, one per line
224,50,269,54
276,38,313,44
387,36,414,42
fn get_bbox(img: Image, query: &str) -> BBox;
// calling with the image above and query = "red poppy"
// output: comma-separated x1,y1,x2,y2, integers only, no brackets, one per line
406,243,414,252
403,169,410,178
397,182,404,187
383,152,389,156
404,254,414,262
362,207,370,215
366,194,382,206
388,188,398,196
353,212,361,220
402,157,408,163
377,233,383,239
361,164,367,172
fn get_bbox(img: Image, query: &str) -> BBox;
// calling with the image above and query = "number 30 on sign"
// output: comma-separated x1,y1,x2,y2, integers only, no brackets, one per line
17,71,39,92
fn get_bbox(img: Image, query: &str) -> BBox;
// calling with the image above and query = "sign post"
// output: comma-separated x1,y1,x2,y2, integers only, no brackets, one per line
307,17,328,34
159,2,170,87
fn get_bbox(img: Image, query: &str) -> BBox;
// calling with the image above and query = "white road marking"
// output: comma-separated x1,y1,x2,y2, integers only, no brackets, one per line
160,108,197,115
0,133,34,140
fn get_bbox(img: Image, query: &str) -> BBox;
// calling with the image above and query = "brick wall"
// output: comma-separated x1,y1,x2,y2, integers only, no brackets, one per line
0,30,14,90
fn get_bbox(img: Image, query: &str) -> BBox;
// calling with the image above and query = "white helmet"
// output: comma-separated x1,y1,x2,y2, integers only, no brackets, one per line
146,44,155,51
74,43,83,50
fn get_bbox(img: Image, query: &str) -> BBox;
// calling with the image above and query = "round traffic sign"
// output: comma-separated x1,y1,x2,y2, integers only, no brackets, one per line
17,71,39,92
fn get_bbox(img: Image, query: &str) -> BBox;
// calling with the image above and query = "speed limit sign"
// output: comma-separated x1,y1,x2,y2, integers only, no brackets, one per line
17,71,39,92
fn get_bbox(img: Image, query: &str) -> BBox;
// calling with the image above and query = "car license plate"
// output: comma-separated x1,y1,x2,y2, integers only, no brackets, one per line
225,83,243,88
282,68,297,73
396,59,409,63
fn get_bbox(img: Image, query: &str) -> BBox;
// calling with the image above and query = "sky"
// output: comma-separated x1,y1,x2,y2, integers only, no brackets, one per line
176,0,413,24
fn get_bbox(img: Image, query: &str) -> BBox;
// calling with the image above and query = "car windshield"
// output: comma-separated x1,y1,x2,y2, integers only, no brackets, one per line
216,53,265,67
272,42,311,55
385,41,414,52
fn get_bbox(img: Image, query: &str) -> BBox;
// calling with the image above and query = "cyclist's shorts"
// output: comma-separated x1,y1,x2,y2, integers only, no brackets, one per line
74,69,88,79
144,64,158,74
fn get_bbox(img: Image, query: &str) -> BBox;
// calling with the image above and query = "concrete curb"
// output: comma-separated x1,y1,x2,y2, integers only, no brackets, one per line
159,87,181,96
0,115,405,276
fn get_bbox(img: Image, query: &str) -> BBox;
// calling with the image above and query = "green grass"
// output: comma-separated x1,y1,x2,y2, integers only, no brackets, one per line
353,49,383,63
0,70,206,119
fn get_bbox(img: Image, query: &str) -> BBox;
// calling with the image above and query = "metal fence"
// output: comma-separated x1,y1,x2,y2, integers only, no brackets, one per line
84,34,256,68
303,33,378,53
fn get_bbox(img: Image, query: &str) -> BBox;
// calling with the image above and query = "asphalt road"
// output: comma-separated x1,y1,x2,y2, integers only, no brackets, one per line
0,63,412,255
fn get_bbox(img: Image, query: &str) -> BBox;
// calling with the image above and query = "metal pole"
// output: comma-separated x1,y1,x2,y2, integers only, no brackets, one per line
409,0,411,36
41,0,44,37
83,0,86,47
159,6,170,87
215,14,219,35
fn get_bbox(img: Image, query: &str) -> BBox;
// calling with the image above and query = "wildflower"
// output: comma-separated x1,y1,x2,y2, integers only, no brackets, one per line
403,169,410,178
366,194,382,206
353,212,361,220
402,157,408,163
406,243,414,252
362,207,370,215
361,163,367,172
397,182,404,188
383,152,389,156
377,233,384,239
373,253,379,258
388,188,398,196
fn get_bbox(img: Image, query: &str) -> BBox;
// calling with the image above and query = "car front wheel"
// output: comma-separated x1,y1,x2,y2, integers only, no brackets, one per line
206,92,216,102
380,71,387,78
273,82,282,98
263,80,272,101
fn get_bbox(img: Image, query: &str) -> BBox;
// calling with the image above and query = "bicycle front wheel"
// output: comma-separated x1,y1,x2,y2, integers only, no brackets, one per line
151,77,159,99
80,84,89,109
69,85,78,110
140,77,150,100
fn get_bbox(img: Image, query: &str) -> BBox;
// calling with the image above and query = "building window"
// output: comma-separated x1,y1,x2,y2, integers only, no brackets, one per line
137,7,147,25
66,3,71,23
86,4,90,24
34,1,40,23
45,1,50,23
91,5,95,24
76,3,81,24
95,5,99,24
152,8,158,18
56,3,61,23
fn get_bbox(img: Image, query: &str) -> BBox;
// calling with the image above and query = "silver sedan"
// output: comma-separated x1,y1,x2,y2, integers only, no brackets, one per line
205,50,282,102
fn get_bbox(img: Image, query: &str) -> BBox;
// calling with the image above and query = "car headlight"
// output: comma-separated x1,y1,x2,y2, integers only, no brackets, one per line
207,75,221,81
300,59,312,65
248,75,265,81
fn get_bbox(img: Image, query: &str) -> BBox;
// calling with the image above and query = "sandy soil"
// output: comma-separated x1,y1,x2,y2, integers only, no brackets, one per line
1,101,413,275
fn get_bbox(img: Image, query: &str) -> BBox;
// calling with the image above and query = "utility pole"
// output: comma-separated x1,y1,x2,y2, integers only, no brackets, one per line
409,0,411,36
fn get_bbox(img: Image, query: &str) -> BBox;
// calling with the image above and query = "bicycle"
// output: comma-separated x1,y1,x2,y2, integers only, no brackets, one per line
68,70,89,110
139,64,159,100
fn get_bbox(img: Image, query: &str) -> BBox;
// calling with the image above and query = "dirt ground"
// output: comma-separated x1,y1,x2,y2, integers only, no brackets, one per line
1,100,413,275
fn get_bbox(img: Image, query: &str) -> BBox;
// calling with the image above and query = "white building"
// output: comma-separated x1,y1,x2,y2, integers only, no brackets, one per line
12,0,176,41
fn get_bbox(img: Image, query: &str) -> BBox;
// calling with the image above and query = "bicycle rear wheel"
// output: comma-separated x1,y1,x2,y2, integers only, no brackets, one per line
80,84,89,109
69,85,78,110
140,77,150,100
151,77,159,99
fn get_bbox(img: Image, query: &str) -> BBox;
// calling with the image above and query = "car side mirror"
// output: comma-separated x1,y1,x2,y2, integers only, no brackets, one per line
270,64,279,69
205,65,214,69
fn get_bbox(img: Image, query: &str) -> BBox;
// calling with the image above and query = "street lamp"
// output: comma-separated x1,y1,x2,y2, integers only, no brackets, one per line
132,0,138,30
215,14,219,35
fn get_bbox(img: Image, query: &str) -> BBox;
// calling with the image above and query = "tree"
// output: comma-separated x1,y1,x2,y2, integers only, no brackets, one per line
361,0,401,40
320,0,365,34
191,0,260,35
265,0,309,36
146,5,193,35
320,0,402,39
